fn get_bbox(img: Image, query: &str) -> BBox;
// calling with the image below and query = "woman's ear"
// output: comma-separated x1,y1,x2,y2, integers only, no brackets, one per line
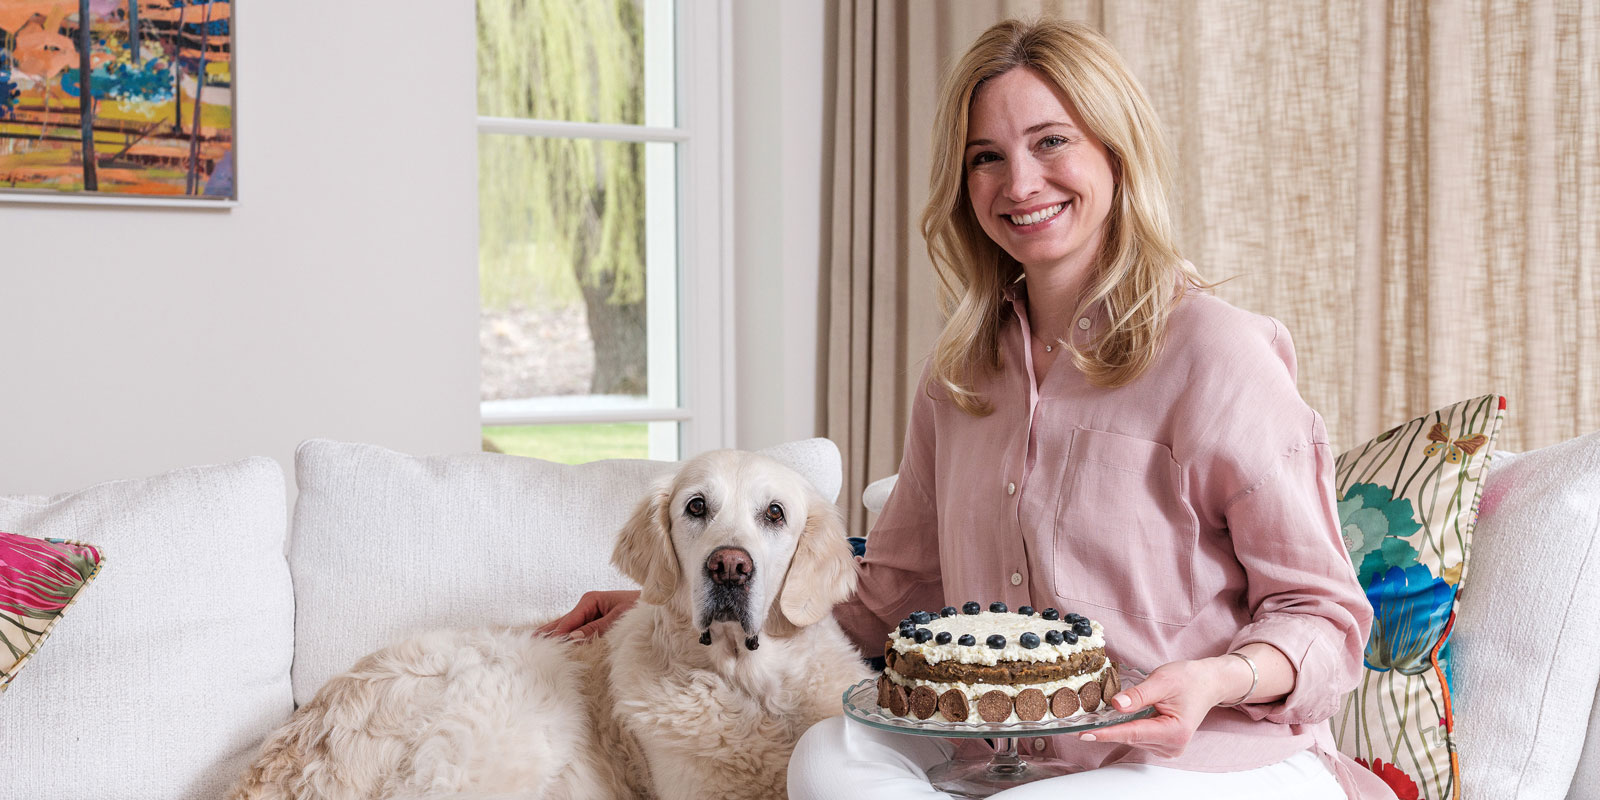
611,476,679,605
775,490,857,630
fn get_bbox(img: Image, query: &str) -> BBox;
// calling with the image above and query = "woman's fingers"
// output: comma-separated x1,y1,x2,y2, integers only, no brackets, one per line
1080,714,1186,756
1108,680,1152,713
569,615,609,641
538,590,640,640
1106,666,1172,712
577,596,638,639
535,592,605,637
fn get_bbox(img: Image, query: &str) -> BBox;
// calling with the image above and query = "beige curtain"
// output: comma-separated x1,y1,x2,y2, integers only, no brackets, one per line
822,0,1600,534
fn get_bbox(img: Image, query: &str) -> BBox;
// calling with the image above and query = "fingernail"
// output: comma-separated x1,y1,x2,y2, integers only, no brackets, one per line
1080,733,1096,742
568,630,586,641
1114,693,1130,709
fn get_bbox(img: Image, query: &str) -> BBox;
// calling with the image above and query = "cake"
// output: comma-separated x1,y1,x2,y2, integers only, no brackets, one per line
876,601,1120,724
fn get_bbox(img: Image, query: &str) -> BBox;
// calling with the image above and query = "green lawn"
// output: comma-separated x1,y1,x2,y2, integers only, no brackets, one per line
482,423,650,464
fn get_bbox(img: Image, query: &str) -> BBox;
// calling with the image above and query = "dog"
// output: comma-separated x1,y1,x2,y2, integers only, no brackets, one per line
227,450,872,800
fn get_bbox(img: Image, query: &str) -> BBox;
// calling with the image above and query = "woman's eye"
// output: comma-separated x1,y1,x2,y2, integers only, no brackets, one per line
765,503,785,524
969,151,999,167
1039,135,1066,149
686,496,706,517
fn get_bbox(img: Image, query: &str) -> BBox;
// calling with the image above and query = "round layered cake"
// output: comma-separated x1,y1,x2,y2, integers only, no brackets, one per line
877,602,1120,724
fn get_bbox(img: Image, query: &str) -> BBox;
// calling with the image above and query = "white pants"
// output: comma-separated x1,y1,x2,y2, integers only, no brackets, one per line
787,716,1347,799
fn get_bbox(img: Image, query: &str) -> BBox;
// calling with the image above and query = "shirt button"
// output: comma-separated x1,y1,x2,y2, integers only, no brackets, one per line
1033,738,1047,752
1010,572,1023,586
1006,481,1016,496
1077,317,1091,330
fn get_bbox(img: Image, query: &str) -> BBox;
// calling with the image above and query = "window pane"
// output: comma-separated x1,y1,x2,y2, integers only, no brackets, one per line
483,423,669,463
476,0,675,127
479,133,677,401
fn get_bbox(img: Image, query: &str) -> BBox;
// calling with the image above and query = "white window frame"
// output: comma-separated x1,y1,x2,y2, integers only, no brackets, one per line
476,0,734,459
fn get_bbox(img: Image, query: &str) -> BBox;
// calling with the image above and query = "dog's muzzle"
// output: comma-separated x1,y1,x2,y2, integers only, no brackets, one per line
701,546,759,650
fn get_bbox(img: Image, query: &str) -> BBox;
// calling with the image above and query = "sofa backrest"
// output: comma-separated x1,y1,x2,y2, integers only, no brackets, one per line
288,438,843,707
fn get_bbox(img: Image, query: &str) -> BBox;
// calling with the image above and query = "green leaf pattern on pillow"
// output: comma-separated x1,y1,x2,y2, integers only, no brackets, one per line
1339,482,1422,585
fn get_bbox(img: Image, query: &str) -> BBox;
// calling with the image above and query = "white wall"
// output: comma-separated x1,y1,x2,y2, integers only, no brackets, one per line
731,0,828,451
0,2,828,495
0,1,481,495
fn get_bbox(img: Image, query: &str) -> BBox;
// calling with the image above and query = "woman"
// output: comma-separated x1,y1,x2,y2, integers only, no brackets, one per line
785,18,1391,799
548,17,1391,799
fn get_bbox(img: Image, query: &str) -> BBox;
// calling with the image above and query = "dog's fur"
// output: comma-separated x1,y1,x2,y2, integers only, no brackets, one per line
227,450,871,800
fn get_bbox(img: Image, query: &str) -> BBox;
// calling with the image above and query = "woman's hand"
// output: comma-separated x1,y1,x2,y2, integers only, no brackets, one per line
535,589,640,641
1077,655,1255,758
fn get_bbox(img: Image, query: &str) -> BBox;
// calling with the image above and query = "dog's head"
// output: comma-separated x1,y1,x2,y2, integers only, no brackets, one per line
611,450,855,646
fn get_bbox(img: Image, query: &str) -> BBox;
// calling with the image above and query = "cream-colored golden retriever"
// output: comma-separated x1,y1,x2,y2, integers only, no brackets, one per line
227,450,870,800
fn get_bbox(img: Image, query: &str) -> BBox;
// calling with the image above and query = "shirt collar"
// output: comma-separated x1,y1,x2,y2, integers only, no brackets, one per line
1002,276,1103,339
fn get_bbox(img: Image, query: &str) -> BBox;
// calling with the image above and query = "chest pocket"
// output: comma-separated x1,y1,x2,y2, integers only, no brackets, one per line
1051,428,1199,626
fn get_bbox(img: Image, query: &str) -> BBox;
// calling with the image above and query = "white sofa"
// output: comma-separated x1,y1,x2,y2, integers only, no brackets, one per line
0,438,843,800
3,432,1597,800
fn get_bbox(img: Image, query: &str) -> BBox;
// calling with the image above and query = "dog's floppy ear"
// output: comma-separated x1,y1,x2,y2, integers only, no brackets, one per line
774,489,857,630
611,476,679,605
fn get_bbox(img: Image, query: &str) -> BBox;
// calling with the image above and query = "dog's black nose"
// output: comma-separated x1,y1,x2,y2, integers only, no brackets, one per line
705,546,754,586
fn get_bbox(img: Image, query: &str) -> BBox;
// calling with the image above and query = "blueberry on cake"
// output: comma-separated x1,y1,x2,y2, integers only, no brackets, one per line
876,604,1120,724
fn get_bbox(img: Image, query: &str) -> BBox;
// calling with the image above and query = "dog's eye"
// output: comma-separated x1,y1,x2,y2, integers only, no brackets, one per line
765,503,785,524
686,496,707,517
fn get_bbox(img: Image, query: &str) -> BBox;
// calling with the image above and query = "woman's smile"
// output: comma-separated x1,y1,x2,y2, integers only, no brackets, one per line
1006,201,1069,228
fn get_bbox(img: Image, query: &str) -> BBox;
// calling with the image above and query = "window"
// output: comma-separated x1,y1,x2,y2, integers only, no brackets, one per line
475,0,730,463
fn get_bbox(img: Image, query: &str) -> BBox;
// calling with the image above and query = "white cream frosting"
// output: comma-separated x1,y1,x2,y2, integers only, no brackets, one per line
885,666,1103,698
886,610,1104,666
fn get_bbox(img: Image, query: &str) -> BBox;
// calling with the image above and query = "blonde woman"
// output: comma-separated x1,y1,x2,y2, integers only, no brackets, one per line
786,18,1394,799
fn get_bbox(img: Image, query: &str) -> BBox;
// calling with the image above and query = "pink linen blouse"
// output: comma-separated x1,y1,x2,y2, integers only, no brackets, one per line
834,283,1394,799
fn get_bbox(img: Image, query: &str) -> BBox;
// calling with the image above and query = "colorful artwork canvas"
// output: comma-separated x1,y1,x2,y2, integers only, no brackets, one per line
0,0,233,200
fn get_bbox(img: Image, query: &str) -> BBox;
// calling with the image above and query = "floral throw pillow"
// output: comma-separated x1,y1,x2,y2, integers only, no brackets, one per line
1333,394,1506,800
1,531,104,693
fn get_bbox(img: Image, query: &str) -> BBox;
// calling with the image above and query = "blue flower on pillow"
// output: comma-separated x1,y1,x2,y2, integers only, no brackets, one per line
1338,483,1422,585
1365,563,1455,676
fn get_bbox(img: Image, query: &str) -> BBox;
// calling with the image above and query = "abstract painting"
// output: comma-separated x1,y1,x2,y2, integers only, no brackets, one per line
0,0,233,201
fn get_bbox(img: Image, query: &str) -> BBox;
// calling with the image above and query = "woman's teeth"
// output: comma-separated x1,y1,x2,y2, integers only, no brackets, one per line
1008,202,1065,226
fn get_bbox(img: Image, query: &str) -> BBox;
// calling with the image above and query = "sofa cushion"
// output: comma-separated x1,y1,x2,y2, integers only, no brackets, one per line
0,532,103,692
1455,431,1600,800
0,457,293,800
1332,394,1506,800
288,438,842,705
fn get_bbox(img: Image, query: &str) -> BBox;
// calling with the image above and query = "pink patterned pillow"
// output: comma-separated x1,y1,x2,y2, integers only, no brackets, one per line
1,531,103,693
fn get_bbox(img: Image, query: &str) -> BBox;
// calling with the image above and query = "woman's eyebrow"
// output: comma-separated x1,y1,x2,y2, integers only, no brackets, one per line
965,120,1074,149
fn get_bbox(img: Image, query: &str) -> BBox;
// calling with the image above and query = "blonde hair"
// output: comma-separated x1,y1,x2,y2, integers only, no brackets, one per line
919,18,1207,415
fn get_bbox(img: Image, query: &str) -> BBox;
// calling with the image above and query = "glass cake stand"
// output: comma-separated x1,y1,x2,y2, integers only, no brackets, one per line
840,668,1154,798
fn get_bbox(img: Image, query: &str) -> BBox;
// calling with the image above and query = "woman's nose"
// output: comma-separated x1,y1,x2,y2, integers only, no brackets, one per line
1004,156,1043,201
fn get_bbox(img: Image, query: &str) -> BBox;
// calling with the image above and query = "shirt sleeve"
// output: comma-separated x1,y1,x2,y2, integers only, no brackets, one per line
1221,414,1373,725
1174,311,1372,725
833,369,946,654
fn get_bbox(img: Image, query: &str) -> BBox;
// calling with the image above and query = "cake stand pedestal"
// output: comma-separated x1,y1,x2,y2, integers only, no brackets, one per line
922,735,1080,797
840,671,1154,799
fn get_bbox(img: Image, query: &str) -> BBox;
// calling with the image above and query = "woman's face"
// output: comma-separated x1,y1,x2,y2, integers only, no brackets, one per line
964,67,1116,281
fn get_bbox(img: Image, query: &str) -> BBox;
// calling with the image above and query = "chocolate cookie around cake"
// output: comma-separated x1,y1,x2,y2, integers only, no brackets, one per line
876,602,1121,724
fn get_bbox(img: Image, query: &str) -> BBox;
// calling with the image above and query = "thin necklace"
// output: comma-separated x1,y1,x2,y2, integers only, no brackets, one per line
1033,334,1066,353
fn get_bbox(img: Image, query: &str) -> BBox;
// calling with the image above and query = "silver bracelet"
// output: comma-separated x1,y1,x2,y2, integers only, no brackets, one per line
1217,651,1258,707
